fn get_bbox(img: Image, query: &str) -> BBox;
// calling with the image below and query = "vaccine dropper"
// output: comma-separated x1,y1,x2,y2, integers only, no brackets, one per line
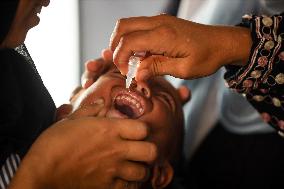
125,52,146,89
126,56,140,89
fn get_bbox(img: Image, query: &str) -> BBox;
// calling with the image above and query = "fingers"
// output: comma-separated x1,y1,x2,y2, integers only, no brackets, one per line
112,28,174,75
81,59,103,88
101,48,113,62
56,104,73,121
123,141,158,163
136,55,186,81
110,16,159,51
68,98,105,119
177,85,191,104
117,162,150,182
113,120,158,162
81,55,117,89
116,120,148,140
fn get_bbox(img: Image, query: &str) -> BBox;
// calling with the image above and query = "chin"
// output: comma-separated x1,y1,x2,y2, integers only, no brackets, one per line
28,15,41,29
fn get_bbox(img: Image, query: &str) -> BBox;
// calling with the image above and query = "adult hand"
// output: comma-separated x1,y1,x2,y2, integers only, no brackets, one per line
81,49,114,89
9,100,157,189
110,14,252,81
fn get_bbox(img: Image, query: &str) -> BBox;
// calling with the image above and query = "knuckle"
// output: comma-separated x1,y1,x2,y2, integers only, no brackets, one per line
115,18,126,33
157,26,176,40
157,13,170,20
151,57,162,76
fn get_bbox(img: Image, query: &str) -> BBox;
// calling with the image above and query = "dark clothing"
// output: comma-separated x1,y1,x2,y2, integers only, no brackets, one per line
185,122,284,189
0,1,19,44
181,11,284,189
0,47,56,165
225,12,284,133
0,1,55,187
0,0,56,166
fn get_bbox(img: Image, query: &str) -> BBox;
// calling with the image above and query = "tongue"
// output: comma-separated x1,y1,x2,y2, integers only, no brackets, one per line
115,104,135,118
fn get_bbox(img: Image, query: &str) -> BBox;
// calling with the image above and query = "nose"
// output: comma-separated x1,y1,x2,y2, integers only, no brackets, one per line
42,0,50,7
131,80,151,98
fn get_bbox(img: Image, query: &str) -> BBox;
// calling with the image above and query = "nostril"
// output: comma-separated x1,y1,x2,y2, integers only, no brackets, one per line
130,82,137,88
141,87,149,97
134,81,151,98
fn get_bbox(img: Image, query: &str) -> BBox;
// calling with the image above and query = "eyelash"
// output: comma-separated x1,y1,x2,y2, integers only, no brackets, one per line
157,92,174,110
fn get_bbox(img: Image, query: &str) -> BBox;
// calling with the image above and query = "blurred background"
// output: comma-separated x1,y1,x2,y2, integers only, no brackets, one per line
25,0,172,107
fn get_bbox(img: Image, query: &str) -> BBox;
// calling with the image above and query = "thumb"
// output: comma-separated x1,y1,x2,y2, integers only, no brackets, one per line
69,98,105,119
136,55,184,81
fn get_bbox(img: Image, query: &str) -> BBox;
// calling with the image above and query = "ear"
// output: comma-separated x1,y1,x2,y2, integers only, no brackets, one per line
56,104,73,121
151,161,174,189
176,85,191,105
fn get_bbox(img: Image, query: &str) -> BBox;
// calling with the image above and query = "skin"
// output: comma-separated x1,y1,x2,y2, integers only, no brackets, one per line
61,65,187,189
1,0,50,48
108,14,252,81
5,0,159,188
81,49,191,101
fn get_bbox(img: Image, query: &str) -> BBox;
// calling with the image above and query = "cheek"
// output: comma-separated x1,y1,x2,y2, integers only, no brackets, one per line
151,100,174,125
141,101,174,150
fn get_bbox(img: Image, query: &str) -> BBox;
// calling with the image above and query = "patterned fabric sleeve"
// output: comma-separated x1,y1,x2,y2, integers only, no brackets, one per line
0,154,20,189
224,12,284,135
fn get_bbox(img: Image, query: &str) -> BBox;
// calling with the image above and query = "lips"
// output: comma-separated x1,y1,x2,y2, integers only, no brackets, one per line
112,89,146,119
35,6,42,14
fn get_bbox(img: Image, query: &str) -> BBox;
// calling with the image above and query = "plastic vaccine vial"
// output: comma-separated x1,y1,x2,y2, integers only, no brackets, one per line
126,56,140,89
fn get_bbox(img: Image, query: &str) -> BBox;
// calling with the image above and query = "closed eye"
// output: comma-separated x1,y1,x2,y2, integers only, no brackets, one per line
156,91,175,111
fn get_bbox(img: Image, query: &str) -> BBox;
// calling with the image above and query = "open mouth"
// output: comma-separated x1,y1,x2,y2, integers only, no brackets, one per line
113,92,145,119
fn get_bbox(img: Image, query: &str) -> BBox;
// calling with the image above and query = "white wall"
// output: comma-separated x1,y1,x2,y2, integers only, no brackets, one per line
80,0,171,64
25,0,170,106
26,0,79,107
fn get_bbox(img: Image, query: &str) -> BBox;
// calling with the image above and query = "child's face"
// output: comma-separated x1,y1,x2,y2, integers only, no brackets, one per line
71,66,184,161
63,65,186,189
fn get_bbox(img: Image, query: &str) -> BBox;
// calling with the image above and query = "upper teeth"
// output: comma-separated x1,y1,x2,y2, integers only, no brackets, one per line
115,94,143,112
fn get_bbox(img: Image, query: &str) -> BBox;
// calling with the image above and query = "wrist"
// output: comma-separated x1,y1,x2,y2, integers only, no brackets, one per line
8,153,50,189
214,25,252,67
